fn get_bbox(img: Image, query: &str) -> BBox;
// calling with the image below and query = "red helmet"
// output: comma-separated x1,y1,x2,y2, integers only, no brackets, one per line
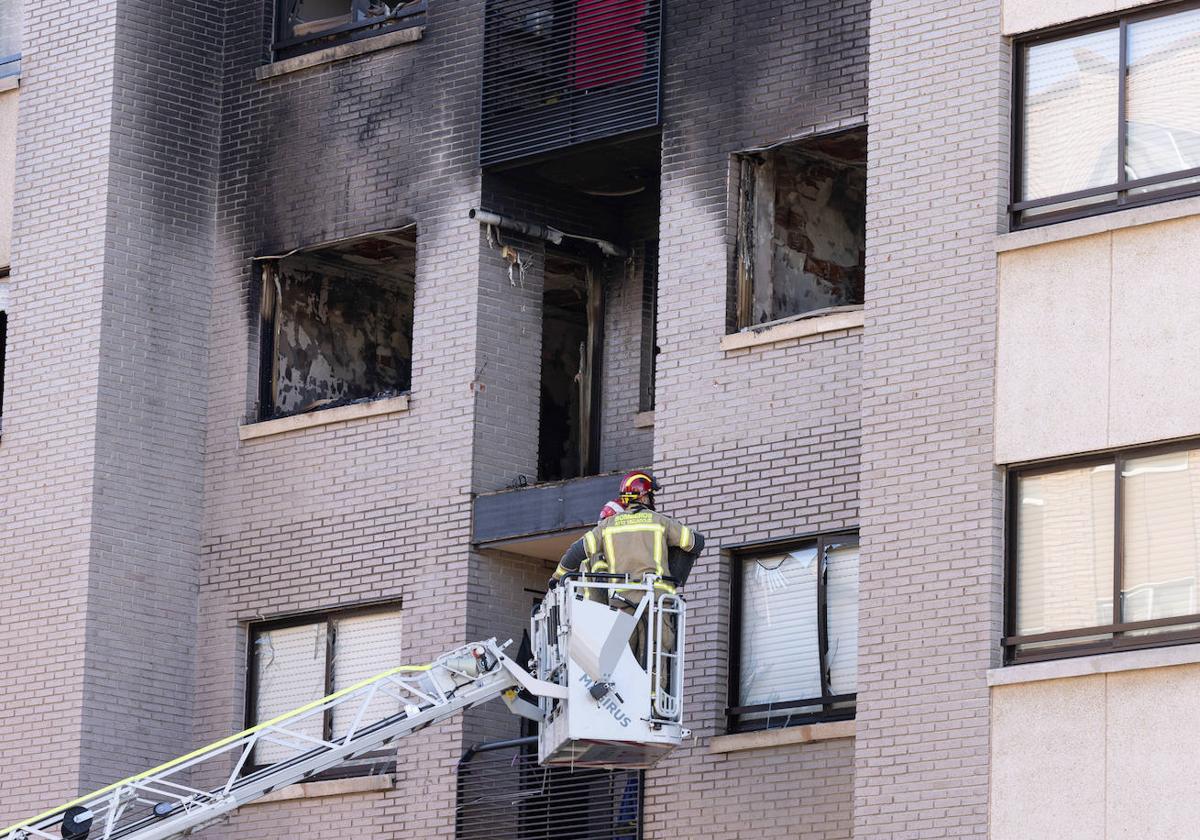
618,470,659,506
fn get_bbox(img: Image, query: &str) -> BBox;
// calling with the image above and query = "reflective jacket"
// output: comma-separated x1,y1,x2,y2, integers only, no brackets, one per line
554,505,704,594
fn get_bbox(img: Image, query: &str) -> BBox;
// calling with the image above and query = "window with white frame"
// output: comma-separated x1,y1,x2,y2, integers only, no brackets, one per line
729,532,858,732
1007,441,1200,663
1012,3,1200,227
248,604,403,772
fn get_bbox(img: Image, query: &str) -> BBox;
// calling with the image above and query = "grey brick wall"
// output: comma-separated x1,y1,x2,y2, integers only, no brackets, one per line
855,0,1007,836
649,0,868,837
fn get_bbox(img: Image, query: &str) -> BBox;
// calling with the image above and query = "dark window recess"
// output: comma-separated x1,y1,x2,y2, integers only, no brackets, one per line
0,267,7,430
246,604,403,777
273,0,426,60
456,737,641,840
637,241,657,413
1011,3,1200,228
539,250,602,482
1006,439,1200,664
480,0,663,167
728,531,859,733
257,230,415,422
733,127,867,331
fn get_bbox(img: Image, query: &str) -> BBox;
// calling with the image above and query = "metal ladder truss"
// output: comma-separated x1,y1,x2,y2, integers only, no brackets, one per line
3,639,560,840
652,593,685,721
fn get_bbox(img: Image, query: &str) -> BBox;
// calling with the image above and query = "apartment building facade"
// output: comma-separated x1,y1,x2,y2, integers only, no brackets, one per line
1,0,1199,837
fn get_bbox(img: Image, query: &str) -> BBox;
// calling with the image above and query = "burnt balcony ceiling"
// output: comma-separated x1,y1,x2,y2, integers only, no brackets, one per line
480,0,663,168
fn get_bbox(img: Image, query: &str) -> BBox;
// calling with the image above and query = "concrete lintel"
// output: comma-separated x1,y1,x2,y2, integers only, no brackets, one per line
708,719,855,754
255,27,425,81
633,411,654,429
246,774,395,805
996,195,1200,255
239,394,410,441
988,642,1200,687
720,307,864,353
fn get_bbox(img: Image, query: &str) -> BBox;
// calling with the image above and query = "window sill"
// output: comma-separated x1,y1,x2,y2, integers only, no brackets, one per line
988,641,1200,688
0,76,18,93
997,194,1200,254
245,774,395,806
708,720,855,754
239,394,410,441
256,26,425,80
721,307,864,353
633,411,654,429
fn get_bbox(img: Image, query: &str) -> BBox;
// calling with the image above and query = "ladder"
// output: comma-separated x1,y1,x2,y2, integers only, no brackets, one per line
1,639,564,840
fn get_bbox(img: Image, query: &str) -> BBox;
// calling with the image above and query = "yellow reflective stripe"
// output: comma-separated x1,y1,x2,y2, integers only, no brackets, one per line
679,525,693,551
654,580,676,594
591,559,609,572
601,523,666,579
584,531,598,555
1,661,434,835
552,563,569,579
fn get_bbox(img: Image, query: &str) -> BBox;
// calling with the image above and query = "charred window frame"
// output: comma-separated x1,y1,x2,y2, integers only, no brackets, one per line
731,126,867,332
1011,2,1200,229
727,530,858,733
1006,438,1200,664
255,229,416,423
637,240,657,413
244,602,403,777
272,0,426,61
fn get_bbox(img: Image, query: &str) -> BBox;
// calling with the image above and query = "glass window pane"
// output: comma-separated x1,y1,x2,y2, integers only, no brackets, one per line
825,540,859,696
1016,465,1115,637
739,546,821,719
1121,450,1200,623
1126,9,1200,182
1022,28,1120,201
331,610,403,737
253,622,328,765
0,0,20,68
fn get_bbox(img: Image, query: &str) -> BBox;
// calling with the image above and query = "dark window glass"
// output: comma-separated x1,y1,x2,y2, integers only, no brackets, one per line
274,0,425,60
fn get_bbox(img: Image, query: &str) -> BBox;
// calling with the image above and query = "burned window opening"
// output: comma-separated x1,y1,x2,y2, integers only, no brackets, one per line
539,250,602,482
257,231,415,422
637,241,657,413
274,0,426,60
733,127,867,331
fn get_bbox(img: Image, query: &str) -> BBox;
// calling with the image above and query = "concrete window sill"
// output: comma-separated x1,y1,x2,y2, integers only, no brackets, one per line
244,774,394,806
709,720,855,754
996,195,1200,255
633,411,654,429
988,642,1200,688
721,307,864,353
0,76,18,93
239,394,410,441
256,26,424,80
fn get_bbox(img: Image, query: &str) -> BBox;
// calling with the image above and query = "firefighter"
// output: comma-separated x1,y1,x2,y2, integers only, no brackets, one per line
549,471,704,690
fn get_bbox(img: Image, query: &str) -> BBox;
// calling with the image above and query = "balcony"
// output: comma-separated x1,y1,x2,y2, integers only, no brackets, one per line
480,0,662,168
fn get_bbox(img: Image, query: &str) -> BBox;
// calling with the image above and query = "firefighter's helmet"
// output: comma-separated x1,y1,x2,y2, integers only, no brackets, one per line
618,471,660,507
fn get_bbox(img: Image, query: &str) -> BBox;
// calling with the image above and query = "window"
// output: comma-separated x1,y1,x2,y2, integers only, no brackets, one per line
0,0,20,78
1012,4,1200,228
247,605,403,773
728,532,858,732
257,229,415,422
273,0,426,60
731,127,866,331
1007,441,1200,663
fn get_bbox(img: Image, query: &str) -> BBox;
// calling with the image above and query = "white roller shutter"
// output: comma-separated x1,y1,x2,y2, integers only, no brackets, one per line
825,540,859,696
331,609,404,737
253,622,328,765
739,546,821,719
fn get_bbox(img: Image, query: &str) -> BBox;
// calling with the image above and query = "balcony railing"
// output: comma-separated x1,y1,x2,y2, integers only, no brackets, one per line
480,0,662,167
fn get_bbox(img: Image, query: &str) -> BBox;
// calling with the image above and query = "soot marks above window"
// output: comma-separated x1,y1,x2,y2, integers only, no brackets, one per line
258,230,415,422
733,127,867,331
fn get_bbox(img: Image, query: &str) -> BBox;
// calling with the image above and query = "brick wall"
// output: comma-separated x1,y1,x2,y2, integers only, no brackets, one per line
855,0,1008,836
649,0,868,837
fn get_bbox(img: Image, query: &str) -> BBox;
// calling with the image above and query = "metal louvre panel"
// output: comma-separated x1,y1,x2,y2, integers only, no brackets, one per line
480,0,663,167
456,742,641,840
331,610,404,736
253,623,328,765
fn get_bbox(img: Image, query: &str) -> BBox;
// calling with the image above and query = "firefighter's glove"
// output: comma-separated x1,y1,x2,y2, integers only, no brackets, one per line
547,576,560,591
